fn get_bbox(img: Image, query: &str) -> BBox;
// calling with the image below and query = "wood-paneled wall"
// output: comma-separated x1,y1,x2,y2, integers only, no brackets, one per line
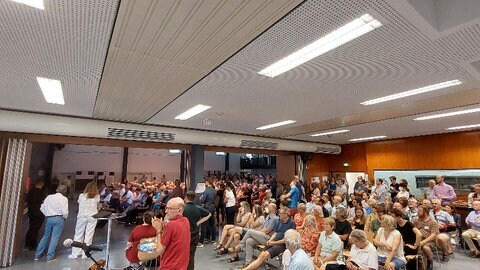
308,130,480,179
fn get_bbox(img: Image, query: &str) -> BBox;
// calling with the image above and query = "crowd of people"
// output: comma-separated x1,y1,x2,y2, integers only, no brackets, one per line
25,173,480,270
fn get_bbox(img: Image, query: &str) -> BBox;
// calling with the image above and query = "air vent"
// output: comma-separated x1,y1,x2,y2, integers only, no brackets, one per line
240,140,278,150
315,145,341,154
107,128,175,142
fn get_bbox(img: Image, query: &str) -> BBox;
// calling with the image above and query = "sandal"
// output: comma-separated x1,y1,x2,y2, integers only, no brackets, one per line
216,247,228,255
228,256,239,263
214,244,223,251
442,253,449,262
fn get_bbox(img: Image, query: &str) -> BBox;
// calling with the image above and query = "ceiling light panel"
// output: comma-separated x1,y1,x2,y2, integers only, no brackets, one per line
447,124,480,130
414,108,480,121
175,104,211,120
310,129,350,137
348,135,387,142
11,0,44,10
258,14,382,78
361,80,462,105
256,120,296,130
36,77,64,105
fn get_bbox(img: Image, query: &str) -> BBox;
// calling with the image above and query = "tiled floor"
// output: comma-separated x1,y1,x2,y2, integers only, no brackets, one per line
8,200,480,269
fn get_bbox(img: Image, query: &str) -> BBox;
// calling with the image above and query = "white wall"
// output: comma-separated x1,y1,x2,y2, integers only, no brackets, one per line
228,153,242,173
127,148,181,180
52,144,123,181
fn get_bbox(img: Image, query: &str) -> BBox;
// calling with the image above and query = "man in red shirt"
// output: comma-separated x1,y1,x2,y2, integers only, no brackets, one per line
152,197,191,270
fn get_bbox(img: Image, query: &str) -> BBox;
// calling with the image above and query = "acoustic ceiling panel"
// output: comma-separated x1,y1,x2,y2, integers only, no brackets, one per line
148,0,480,140
0,0,119,116
94,0,303,122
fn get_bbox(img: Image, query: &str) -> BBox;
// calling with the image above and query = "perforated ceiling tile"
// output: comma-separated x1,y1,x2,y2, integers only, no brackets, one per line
148,0,480,139
0,0,119,117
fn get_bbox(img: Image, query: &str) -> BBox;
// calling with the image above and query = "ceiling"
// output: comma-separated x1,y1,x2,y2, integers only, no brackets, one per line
1,0,480,146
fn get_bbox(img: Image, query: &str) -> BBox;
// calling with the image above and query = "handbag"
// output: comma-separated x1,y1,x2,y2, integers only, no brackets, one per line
137,236,160,261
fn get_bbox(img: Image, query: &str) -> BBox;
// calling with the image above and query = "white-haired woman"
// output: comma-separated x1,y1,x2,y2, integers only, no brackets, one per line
373,215,406,270
347,229,378,270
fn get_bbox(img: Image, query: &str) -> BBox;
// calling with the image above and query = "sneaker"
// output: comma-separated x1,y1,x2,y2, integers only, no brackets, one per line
197,243,204,248
46,257,58,263
68,254,78,259
34,254,44,261
82,254,88,259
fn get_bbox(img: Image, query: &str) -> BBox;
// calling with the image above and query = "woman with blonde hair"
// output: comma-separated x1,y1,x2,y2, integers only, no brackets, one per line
215,201,252,255
69,181,100,259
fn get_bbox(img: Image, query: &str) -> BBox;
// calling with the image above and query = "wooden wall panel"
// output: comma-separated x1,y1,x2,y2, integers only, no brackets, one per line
306,153,329,182
276,155,296,184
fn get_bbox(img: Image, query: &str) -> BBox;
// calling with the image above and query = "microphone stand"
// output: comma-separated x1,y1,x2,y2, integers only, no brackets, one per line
84,247,105,270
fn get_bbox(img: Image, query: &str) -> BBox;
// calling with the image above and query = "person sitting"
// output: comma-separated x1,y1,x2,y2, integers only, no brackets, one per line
334,208,352,248
346,229,378,270
294,203,308,228
430,198,456,261
118,190,153,226
123,211,157,270
413,205,439,270
349,206,366,230
373,215,406,270
462,200,480,257
313,217,344,270
283,229,315,270
365,204,385,237
240,207,296,270
300,215,320,256
216,201,252,254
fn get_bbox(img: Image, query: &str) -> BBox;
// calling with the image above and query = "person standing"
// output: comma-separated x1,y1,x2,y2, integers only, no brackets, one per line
69,182,100,259
373,179,389,204
62,175,73,199
183,191,211,270
200,179,216,246
25,179,47,250
152,197,191,269
34,185,69,263
433,175,456,206
389,176,399,200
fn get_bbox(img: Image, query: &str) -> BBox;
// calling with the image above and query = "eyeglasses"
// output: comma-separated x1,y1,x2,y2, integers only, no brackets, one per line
166,207,181,211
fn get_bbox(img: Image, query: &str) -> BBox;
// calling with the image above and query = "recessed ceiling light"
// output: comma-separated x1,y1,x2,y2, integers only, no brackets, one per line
11,0,44,10
310,129,350,137
256,120,296,130
361,79,462,105
175,104,211,120
413,108,480,121
258,14,382,78
169,149,181,154
446,124,480,130
36,77,64,105
348,135,387,142
215,152,226,156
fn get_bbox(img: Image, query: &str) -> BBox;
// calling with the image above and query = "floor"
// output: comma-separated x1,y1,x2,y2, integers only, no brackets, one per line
7,200,480,270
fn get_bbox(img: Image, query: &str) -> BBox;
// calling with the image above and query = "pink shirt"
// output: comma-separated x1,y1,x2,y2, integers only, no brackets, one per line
433,183,456,205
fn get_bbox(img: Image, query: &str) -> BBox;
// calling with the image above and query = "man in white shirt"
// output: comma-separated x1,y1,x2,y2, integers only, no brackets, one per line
283,229,314,270
34,185,69,263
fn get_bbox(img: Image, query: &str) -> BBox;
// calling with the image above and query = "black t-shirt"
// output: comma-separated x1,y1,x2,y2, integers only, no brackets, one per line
390,183,399,198
335,220,352,246
397,221,417,255
183,202,210,237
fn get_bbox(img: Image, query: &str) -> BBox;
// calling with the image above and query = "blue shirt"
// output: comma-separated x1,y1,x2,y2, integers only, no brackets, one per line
263,214,279,236
288,186,300,209
466,210,480,231
273,218,296,241
289,249,314,270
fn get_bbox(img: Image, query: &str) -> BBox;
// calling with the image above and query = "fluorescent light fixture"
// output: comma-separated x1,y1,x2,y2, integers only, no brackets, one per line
348,135,387,142
11,0,44,9
311,129,350,137
414,108,480,121
256,120,296,130
169,149,181,154
361,79,462,105
258,14,382,78
447,124,480,130
36,77,65,105
215,152,226,156
175,104,211,120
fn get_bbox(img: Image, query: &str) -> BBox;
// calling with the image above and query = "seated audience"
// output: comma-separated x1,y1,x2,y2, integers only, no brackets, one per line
462,200,480,257
216,201,252,254
294,203,307,228
373,215,406,270
123,211,157,270
300,215,320,256
283,229,315,270
313,217,345,270
413,205,439,270
335,208,352,248
430,198,456,261
365,204,385,236
349,206,366,230
346,229,378,270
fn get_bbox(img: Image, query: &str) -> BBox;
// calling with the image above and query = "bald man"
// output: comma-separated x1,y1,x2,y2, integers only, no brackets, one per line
153,197,191,269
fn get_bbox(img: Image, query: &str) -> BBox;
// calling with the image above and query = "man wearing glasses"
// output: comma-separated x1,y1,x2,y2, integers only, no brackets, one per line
152,197,190,269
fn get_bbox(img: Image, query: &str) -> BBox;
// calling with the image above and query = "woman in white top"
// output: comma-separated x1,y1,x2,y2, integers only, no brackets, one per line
347,229,378,270
373,215,406,270
69,181,100,259
395,182,410,200
224,182,236,225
